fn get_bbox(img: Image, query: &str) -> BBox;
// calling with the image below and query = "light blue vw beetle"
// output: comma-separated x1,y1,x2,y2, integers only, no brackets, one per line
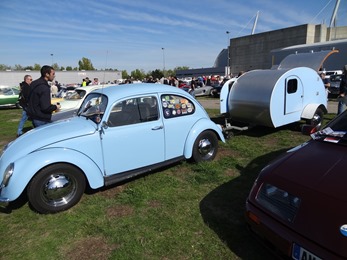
0,84,225,213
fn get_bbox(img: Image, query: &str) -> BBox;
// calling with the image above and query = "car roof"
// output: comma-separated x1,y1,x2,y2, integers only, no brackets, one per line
93,83,191,100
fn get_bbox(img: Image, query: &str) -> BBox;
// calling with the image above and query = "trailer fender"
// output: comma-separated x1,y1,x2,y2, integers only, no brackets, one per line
301,104,327,120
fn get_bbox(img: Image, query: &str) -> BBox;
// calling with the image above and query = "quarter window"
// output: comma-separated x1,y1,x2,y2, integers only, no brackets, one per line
161,94,195,119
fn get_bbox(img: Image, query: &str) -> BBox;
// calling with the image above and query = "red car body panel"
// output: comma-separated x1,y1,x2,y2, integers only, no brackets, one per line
246,140,347,259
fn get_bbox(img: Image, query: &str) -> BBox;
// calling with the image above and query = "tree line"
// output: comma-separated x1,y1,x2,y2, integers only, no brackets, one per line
1,57,189,81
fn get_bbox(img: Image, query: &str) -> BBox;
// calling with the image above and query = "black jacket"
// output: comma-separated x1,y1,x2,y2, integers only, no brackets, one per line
27,77,57,122
18,81,31,108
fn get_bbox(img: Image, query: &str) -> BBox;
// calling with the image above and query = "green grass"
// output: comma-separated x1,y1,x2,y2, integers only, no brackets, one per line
0,107,336,259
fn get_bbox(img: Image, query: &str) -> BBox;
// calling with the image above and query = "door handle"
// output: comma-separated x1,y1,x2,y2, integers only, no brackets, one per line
152,125,163,130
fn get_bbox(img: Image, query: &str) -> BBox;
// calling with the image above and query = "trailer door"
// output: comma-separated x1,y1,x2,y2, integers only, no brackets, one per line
284,77,303,114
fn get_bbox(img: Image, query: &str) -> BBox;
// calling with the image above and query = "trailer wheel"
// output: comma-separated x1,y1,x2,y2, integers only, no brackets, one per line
191,130,218,162
306,108,324,130
224,130,234,139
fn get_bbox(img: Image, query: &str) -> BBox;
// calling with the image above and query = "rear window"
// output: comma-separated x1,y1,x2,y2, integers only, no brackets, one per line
161,94,195,119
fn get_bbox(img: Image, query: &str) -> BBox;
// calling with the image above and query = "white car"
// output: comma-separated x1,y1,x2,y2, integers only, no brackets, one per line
52,84,115,121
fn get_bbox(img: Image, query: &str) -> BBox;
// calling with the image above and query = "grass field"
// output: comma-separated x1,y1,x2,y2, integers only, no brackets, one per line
0,106,335,259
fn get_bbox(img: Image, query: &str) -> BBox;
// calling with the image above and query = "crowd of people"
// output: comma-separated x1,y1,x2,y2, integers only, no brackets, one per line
15,65,347,137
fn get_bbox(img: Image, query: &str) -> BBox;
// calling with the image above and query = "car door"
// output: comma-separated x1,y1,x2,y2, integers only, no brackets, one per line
101,95,164,175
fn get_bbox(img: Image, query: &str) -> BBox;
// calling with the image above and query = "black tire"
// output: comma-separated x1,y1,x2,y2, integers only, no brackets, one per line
191,130,218,162
27,163,86,214
306,108,324,130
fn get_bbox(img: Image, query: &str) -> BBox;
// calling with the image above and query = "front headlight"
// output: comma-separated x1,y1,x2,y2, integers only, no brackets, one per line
1,163,14,188
256,183,301,222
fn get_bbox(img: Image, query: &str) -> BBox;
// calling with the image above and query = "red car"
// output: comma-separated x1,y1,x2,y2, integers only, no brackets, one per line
245,111,347,259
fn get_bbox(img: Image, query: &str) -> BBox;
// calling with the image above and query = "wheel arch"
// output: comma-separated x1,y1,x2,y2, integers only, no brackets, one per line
183,118,225,159
301,103,327,120
3,148,104,202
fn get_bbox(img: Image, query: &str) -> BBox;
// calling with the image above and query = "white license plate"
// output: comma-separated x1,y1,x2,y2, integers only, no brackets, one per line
292,243,322,260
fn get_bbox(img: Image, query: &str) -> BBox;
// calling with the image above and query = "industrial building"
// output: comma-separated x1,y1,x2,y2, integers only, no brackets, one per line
176,23,347,78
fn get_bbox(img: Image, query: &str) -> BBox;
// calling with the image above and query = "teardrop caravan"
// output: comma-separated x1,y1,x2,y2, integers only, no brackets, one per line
218,50,338,135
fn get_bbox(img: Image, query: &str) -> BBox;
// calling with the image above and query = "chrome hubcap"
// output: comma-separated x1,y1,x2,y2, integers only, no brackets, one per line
41,174,76,206
198,138,214,157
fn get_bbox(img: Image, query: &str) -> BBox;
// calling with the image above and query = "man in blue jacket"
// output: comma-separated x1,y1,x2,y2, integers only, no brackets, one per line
27,65,61,127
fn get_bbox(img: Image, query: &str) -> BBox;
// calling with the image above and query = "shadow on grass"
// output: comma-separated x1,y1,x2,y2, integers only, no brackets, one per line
199,148,288,259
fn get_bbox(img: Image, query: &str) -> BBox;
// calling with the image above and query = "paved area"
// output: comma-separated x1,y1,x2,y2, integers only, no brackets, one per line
199,98,339,115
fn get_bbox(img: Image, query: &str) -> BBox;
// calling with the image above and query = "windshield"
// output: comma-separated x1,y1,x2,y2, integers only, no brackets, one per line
64,89,86,101
330,74,342,82
78,93,108,124
311,111,347,144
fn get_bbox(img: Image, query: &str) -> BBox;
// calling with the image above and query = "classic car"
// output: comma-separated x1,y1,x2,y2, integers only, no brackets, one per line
0,86,20,108
245,110,347,259
0,83,225,214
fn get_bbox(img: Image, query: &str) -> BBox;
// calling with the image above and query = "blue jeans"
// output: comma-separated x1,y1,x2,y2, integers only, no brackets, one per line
17,110,28,135
32,119,49,128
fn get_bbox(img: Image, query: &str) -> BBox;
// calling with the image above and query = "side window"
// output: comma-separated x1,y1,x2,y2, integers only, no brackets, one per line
287,79,297,94
107,96,159,127
161,94,195,119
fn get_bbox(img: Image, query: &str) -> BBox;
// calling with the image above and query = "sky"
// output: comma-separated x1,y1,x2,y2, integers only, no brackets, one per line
0,0,346,73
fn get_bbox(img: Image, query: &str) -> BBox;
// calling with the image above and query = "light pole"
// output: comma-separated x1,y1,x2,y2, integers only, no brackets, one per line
161,47,165,77
226,31,230,76
50,53,54,66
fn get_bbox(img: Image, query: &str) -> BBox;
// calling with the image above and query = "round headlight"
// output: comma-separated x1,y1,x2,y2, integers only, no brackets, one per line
2,163,14,187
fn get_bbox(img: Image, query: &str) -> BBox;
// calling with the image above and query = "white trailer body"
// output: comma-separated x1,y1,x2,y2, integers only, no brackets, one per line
219,50,337,130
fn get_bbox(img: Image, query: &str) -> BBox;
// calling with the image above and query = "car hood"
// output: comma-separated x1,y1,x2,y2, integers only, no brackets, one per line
258,140,347,257
2,117,97,163
269,140,347,201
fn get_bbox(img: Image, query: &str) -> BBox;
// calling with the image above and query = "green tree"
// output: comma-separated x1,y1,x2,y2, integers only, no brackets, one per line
14,64,23,70
131,69,145,80
78,57,95,70
151,69,163,79
52,63,59,70
122,70,129,79
66,66,73,71
33,64,41,70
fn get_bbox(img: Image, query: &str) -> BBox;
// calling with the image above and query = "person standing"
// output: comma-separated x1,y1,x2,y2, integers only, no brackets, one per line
320,72,330,99
337,65,347,115
26,65,61,127
16,74,32,137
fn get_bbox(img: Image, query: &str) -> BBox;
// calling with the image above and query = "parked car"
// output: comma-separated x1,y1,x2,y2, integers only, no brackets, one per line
0,86,20,108
0,83,225,213
192,85,214,97
328,74,342,96
51,84,115,121
245,110,347,259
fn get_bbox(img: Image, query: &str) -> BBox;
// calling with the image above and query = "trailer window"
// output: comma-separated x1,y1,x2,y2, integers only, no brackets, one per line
287,79,297,94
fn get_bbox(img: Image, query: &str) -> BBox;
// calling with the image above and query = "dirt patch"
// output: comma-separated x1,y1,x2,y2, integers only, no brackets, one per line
62,236,119,260
147,200,161,208
98,185,126,199
106,204,134,218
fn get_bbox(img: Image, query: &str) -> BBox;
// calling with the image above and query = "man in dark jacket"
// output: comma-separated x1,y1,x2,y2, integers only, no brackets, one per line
27,65,61,127
16,74,32,136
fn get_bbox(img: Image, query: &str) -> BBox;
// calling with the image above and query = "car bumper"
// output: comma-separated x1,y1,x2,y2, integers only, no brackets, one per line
245,200,345,260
